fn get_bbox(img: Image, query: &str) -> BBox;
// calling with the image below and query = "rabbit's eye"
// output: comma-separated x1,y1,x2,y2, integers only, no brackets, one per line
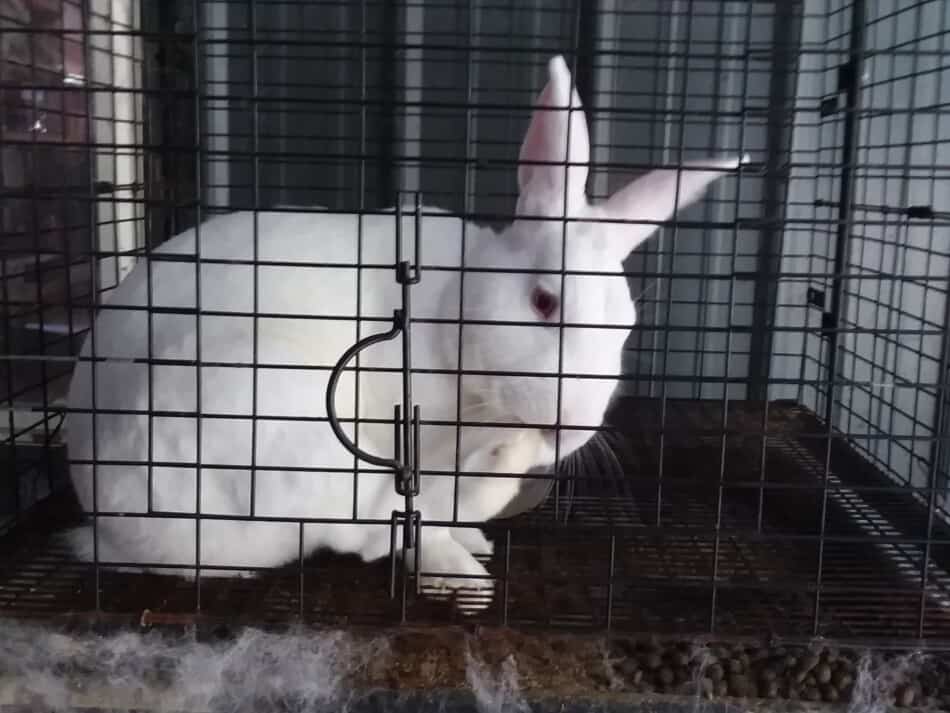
531,287,559,320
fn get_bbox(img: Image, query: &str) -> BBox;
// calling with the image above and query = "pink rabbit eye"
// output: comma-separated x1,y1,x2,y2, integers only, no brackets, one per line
531,287,558,320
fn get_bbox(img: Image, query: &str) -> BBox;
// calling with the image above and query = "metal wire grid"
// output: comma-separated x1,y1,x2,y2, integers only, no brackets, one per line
3,400,950,643
1,0,146,533
0,0,948,644
771,2,950,499
836,1,950,502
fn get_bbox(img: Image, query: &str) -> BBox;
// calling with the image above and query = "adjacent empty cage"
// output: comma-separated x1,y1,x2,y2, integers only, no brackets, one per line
1,0,949,647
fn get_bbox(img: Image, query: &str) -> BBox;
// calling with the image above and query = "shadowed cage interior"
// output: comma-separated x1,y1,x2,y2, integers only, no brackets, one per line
0,0,949,648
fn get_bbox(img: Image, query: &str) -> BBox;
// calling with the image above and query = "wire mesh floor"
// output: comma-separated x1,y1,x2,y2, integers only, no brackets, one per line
2,398,950,643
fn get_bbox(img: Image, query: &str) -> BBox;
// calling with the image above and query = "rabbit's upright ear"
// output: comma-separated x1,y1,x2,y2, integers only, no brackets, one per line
600,155,748,260
516,55,590,218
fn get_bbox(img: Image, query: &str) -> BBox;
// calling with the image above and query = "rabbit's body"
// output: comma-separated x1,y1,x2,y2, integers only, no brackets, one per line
65,56,744,609
67,208,540,582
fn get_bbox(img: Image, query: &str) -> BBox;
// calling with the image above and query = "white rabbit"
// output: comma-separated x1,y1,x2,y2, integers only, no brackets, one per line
64,55,744,611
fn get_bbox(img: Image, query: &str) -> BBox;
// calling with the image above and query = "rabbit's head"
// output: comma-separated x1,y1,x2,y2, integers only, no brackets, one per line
458,55,745,464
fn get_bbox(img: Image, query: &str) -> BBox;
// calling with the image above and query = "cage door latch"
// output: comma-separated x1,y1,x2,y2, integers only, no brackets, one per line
325,195,425,597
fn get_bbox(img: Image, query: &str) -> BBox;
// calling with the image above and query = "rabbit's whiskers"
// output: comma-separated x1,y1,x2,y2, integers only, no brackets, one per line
458,396,506,420
632,278,659,304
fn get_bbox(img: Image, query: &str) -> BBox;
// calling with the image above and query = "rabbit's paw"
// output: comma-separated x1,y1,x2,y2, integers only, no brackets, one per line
415,530,494,614
450,527,494,557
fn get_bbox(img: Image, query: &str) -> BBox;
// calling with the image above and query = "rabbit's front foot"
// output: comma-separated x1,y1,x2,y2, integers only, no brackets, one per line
413,528,493,613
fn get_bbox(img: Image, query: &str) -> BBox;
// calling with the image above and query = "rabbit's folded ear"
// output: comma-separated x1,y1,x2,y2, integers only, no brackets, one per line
600,155,748,260
516,55,590,218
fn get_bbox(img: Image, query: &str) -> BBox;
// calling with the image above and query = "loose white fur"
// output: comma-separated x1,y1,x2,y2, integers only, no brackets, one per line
0,621,379,712
65,55,743,611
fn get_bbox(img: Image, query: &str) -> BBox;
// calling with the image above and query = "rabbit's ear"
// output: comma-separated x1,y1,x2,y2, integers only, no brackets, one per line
599,155,748,259
516,55,590,218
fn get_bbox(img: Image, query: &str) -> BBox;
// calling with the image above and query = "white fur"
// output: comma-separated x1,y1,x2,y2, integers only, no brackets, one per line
64,55,743,611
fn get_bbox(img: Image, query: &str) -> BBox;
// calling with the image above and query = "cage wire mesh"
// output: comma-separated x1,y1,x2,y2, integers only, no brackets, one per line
0,0,948,646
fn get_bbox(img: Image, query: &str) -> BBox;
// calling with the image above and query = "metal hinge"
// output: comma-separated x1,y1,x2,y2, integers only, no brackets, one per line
807,287,836,336
819,59,860,116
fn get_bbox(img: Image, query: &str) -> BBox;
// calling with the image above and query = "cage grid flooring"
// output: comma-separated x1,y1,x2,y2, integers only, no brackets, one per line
2,398,950,642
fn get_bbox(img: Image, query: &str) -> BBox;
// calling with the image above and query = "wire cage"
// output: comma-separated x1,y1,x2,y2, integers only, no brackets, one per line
1,0,950,660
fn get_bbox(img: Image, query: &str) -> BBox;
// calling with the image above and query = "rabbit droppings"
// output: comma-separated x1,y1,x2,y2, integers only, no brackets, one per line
64,55,745,612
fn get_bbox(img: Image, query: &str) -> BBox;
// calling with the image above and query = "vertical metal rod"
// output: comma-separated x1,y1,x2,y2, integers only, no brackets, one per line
248,0,261,519
402,240,412,490
655,0,694,529
452,0,478,525
79,0,101,610
412,405,421,500
413,513,421,596
691,5,726,400
191,0,205,609
877,0,911,507
551,0,586,524
377,0,399,205
26,0,52,525
393,404,402,465
646,0,672,396
389,510,398,600
860,15,902,486
814,0,866,637
919,254,950,637
144,3,158,515
0,242,16,529
22,0,38,520
351,0,369,524
107,0,120,295
605,534,616,632
821,0,866,430
573,0,597,109
897,4,927,544
747,0,802,402
709,0,754,635
916,4,950,638
298,522,305,619
399,516,410,623
756,399,770,533
502,529,511,626
60,1,77,499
